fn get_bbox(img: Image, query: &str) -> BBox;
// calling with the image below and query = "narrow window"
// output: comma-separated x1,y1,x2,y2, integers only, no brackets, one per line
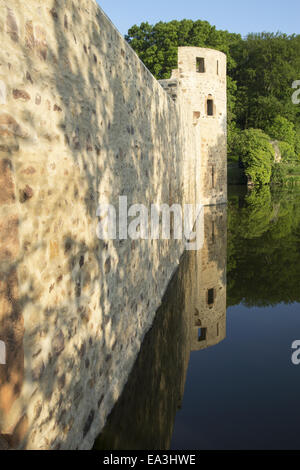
198,328,207,342
217,60,219,75
196,57,205,73
212,165,215,189
217,323,219,337
211,220,215,243
207,99,214,116
208,288,215,306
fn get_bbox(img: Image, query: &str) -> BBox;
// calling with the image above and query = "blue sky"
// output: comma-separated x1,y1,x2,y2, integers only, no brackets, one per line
97,0,299,38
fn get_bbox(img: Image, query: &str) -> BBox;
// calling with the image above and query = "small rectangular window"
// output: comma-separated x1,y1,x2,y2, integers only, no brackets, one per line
207,99,214,116
198,328,207,342
196,57,205,73
208,288,215,306
217,60,219,75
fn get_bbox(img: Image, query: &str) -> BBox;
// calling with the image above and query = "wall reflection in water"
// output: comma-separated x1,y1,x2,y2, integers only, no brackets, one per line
94,205,227,450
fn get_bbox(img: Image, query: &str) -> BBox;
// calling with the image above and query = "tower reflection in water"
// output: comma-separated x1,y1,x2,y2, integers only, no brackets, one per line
94,205,227,450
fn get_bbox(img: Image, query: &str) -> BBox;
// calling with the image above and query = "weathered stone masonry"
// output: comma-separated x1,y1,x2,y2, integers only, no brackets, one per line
0,0,226,449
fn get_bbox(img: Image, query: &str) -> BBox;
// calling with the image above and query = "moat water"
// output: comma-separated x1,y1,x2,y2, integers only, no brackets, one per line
94,186,300,450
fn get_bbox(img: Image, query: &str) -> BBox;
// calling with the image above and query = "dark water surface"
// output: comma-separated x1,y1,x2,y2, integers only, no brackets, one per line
95,186,300,450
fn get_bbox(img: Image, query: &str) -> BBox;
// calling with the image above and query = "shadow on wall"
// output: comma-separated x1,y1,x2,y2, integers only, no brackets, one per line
0,0,184,449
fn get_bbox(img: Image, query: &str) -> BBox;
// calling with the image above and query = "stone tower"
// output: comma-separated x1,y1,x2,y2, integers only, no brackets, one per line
189,205,227,352
160,47,227,206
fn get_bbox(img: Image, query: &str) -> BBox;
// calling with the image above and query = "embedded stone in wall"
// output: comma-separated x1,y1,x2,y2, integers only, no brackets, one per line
19,185,34,203
25,20,34,49
0,113,28,139
13,89,31,102
52,330,65,356
49,240,59,259
35,26,47,61
26,72,33,84
50,8,59,21
53,104,62,112
6,8,18,42
0,215,19,261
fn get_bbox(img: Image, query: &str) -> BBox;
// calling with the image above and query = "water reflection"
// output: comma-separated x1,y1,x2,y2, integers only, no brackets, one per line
227,185,300,307
170,186,300,450
3,185,300,449
94,205,227,450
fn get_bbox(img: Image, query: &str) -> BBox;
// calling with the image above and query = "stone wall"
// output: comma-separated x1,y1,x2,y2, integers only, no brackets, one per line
0,0,226,450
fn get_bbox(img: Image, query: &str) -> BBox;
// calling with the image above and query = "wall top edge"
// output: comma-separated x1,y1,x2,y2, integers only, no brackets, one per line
178,46,227,58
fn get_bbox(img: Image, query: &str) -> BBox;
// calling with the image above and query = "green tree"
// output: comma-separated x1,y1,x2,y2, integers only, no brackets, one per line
266,116,296,144
231,33,300,131
126,20,241,79
233,129,275,185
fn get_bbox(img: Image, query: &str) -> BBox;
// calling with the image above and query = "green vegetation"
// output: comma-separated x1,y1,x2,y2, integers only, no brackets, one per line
232,129,275,185
125,20,240,79
271,162,300,187
227,186,300,307
126,23,300,186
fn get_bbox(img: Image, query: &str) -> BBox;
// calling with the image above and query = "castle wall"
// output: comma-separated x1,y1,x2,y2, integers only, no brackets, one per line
0,0,226,450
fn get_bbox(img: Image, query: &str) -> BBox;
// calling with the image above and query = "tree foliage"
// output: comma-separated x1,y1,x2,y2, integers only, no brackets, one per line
126,20,241,79
233,129,275,185
231,33,300,132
